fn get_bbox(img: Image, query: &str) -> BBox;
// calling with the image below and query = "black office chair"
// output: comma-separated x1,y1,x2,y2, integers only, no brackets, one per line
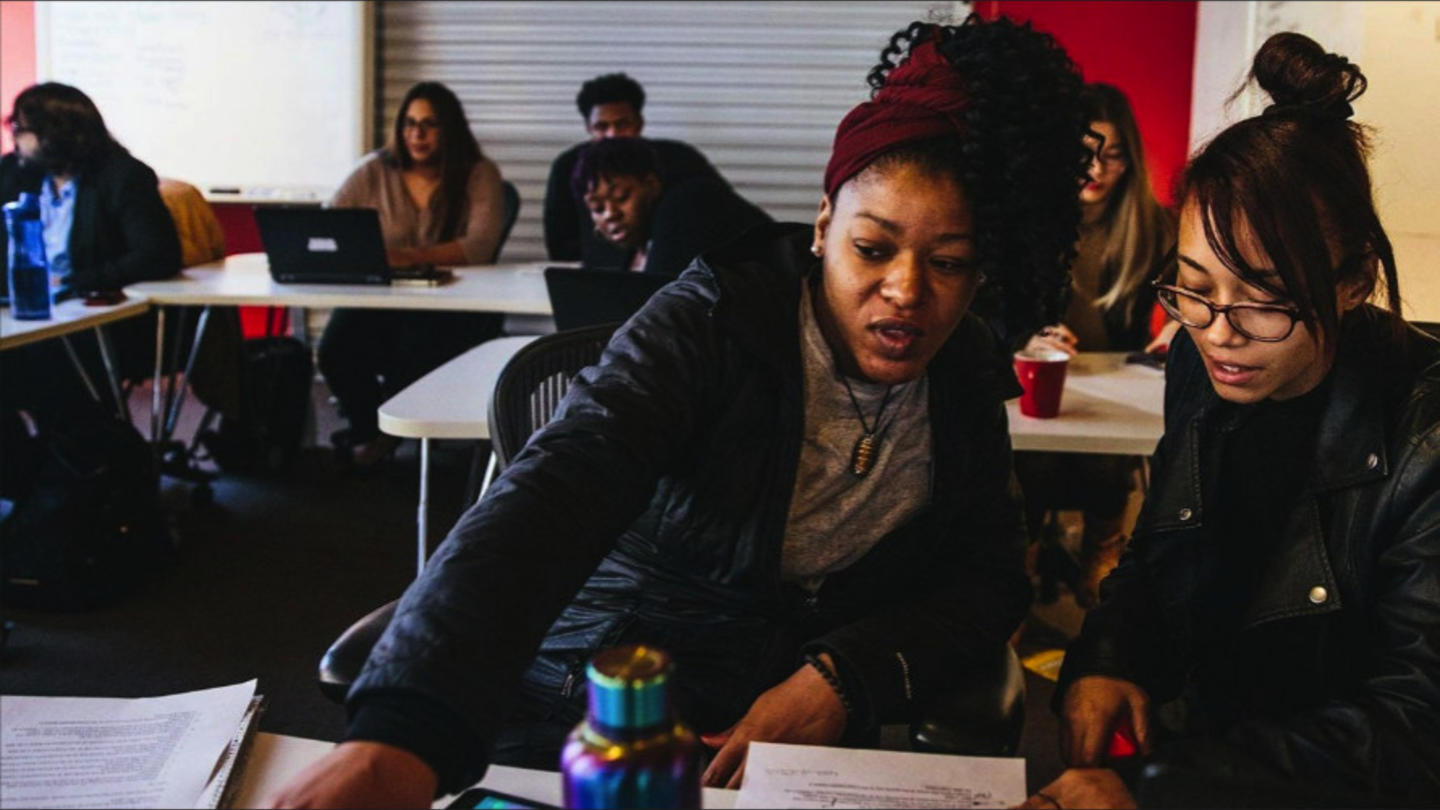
317,323,619,703
496,181,521,261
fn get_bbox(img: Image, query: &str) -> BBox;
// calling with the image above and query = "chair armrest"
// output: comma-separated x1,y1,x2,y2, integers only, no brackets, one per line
908,644,1026,757
317,600,398,704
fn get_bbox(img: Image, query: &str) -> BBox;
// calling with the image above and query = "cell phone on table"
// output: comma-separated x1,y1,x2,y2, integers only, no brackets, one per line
446,786,558,809
83,290,127,306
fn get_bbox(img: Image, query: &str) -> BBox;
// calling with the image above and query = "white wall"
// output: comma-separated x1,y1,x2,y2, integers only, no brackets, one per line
1189,1,1440,322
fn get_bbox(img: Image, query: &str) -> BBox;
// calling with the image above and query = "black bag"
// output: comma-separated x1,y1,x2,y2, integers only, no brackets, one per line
199,335,313,474
0,411,165,610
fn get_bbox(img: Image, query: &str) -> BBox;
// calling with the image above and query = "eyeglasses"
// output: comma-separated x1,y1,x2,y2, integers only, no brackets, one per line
401,117,439,134
1152,280,1303,342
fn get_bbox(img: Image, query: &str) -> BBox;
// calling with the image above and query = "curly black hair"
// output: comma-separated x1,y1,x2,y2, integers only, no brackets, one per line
576,73,646,120
864,15,1091,345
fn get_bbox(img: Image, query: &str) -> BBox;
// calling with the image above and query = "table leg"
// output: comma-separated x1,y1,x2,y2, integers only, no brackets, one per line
93,324,131,423
417,437,430,577
151,306,166,449
58,334,102,403
163,305,212,439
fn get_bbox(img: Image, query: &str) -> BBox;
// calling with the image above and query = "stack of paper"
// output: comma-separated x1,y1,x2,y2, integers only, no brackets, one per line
736,741,1026,809
0,680,261,809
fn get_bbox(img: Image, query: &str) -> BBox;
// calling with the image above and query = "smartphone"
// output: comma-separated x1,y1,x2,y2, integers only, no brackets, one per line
445,787,557,809
83,290,127,306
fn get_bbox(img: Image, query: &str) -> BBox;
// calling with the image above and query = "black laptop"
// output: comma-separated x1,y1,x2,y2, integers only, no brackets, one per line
544,267,671,331
255,207,447,285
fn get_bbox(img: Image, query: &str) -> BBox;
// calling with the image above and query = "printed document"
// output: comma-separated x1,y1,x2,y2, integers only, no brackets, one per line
736,741,1026,809
0,680,257,809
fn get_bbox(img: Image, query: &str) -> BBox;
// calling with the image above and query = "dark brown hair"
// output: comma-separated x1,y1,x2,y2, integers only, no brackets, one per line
6,82,124,175
1178,32,1399,348
383,81,485,242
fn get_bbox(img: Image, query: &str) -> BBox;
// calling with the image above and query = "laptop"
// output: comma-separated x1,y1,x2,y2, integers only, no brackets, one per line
255,207,449,285
544,267,672,331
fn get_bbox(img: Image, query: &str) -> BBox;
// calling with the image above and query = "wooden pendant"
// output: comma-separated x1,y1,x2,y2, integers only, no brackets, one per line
850,433,876,477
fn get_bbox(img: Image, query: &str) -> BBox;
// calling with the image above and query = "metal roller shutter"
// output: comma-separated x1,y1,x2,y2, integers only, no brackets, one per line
378,1,967,262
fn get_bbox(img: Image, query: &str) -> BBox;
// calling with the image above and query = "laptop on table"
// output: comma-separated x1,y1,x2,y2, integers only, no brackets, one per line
544,266,672,331
254,207,451,286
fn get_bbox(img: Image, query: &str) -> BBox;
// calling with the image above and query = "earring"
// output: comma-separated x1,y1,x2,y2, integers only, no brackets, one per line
810,244,823,257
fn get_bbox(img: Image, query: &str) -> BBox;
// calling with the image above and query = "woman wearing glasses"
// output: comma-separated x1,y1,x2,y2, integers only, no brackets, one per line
1017,83,1177,607
1024,32,1440,809
318,81,507,469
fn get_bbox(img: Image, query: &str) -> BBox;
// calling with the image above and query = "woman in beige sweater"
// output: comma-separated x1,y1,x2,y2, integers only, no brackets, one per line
318,82,507,468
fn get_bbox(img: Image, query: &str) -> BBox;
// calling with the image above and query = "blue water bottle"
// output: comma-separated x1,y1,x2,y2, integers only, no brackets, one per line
4,192,51,320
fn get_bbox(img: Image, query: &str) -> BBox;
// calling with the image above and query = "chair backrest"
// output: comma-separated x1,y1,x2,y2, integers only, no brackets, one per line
157,177,226,267
487,323,619,470
492,180,521,262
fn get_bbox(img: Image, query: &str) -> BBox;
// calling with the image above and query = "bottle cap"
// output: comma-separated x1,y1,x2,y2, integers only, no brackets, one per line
586,645,671,732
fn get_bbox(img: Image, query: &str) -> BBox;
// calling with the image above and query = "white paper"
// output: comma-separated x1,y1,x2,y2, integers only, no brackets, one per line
736,741,1026,809
1,680,257,809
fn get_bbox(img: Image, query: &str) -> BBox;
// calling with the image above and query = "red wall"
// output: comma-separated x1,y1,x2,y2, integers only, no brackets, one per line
980,1,1198,205
1,1,37,154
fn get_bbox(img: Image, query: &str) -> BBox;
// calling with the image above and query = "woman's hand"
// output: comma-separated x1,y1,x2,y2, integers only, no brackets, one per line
1144,320,1181,355
264,741,437,809
700,656,848,789
1024,324,1079,357
1061,675,1151,767
1017,768,1136,810
385,245,423,268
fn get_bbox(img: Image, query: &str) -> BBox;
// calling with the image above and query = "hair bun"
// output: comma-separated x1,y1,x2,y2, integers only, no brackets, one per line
1251,32,1365,119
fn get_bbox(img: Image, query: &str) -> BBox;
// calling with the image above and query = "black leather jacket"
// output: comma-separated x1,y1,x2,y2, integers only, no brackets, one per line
350,223,1031,792
1061,310,1440,806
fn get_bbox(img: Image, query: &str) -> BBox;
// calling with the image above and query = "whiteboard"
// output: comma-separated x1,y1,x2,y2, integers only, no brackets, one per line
36,1,372,203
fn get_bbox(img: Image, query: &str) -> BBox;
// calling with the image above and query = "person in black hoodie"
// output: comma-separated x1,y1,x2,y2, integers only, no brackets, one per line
270,15,1089,809
542,72,726,267
1023,32,1440,810
571,136,771,277
1,82,180,421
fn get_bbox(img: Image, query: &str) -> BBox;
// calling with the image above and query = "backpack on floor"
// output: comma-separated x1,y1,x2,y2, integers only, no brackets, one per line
198,335,313,475
0,410,165,610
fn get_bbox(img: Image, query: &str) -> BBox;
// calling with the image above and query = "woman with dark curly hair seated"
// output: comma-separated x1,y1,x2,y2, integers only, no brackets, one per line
270,14,1089,808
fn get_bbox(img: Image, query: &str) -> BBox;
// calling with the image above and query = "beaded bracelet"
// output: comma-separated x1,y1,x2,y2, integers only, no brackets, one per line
804,653,854,721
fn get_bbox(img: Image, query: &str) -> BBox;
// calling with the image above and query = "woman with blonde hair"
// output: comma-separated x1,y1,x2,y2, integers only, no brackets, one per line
1020,82,1178,607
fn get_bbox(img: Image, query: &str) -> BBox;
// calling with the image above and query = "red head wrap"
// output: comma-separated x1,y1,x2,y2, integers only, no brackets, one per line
822,35,969,199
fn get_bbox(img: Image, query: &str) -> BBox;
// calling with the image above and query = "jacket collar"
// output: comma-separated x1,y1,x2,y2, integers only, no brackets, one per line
1139,311,1422,628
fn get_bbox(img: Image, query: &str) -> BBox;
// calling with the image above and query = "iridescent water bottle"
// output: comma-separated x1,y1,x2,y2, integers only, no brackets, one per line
561,645,701,809
4,192,50,320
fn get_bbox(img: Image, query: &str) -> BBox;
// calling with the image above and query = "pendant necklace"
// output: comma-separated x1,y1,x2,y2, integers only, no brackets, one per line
839,375,895,478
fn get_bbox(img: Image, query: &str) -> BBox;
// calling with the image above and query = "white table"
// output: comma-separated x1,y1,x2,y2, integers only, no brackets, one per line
1006,352,1165,457
230,732,738,809
0,295,151,419
123,252,565,461
378,335,539,574
125,252,555,313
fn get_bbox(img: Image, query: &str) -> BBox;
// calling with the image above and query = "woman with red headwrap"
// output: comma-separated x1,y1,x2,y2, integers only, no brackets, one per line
271,15,1088,809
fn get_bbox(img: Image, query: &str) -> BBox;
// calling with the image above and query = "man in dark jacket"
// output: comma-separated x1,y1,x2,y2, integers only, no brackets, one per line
543,72,726,267
2,83,181,420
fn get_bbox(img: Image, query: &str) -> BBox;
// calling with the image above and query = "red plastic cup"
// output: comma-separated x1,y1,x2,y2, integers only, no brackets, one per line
1014,349,1069,418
